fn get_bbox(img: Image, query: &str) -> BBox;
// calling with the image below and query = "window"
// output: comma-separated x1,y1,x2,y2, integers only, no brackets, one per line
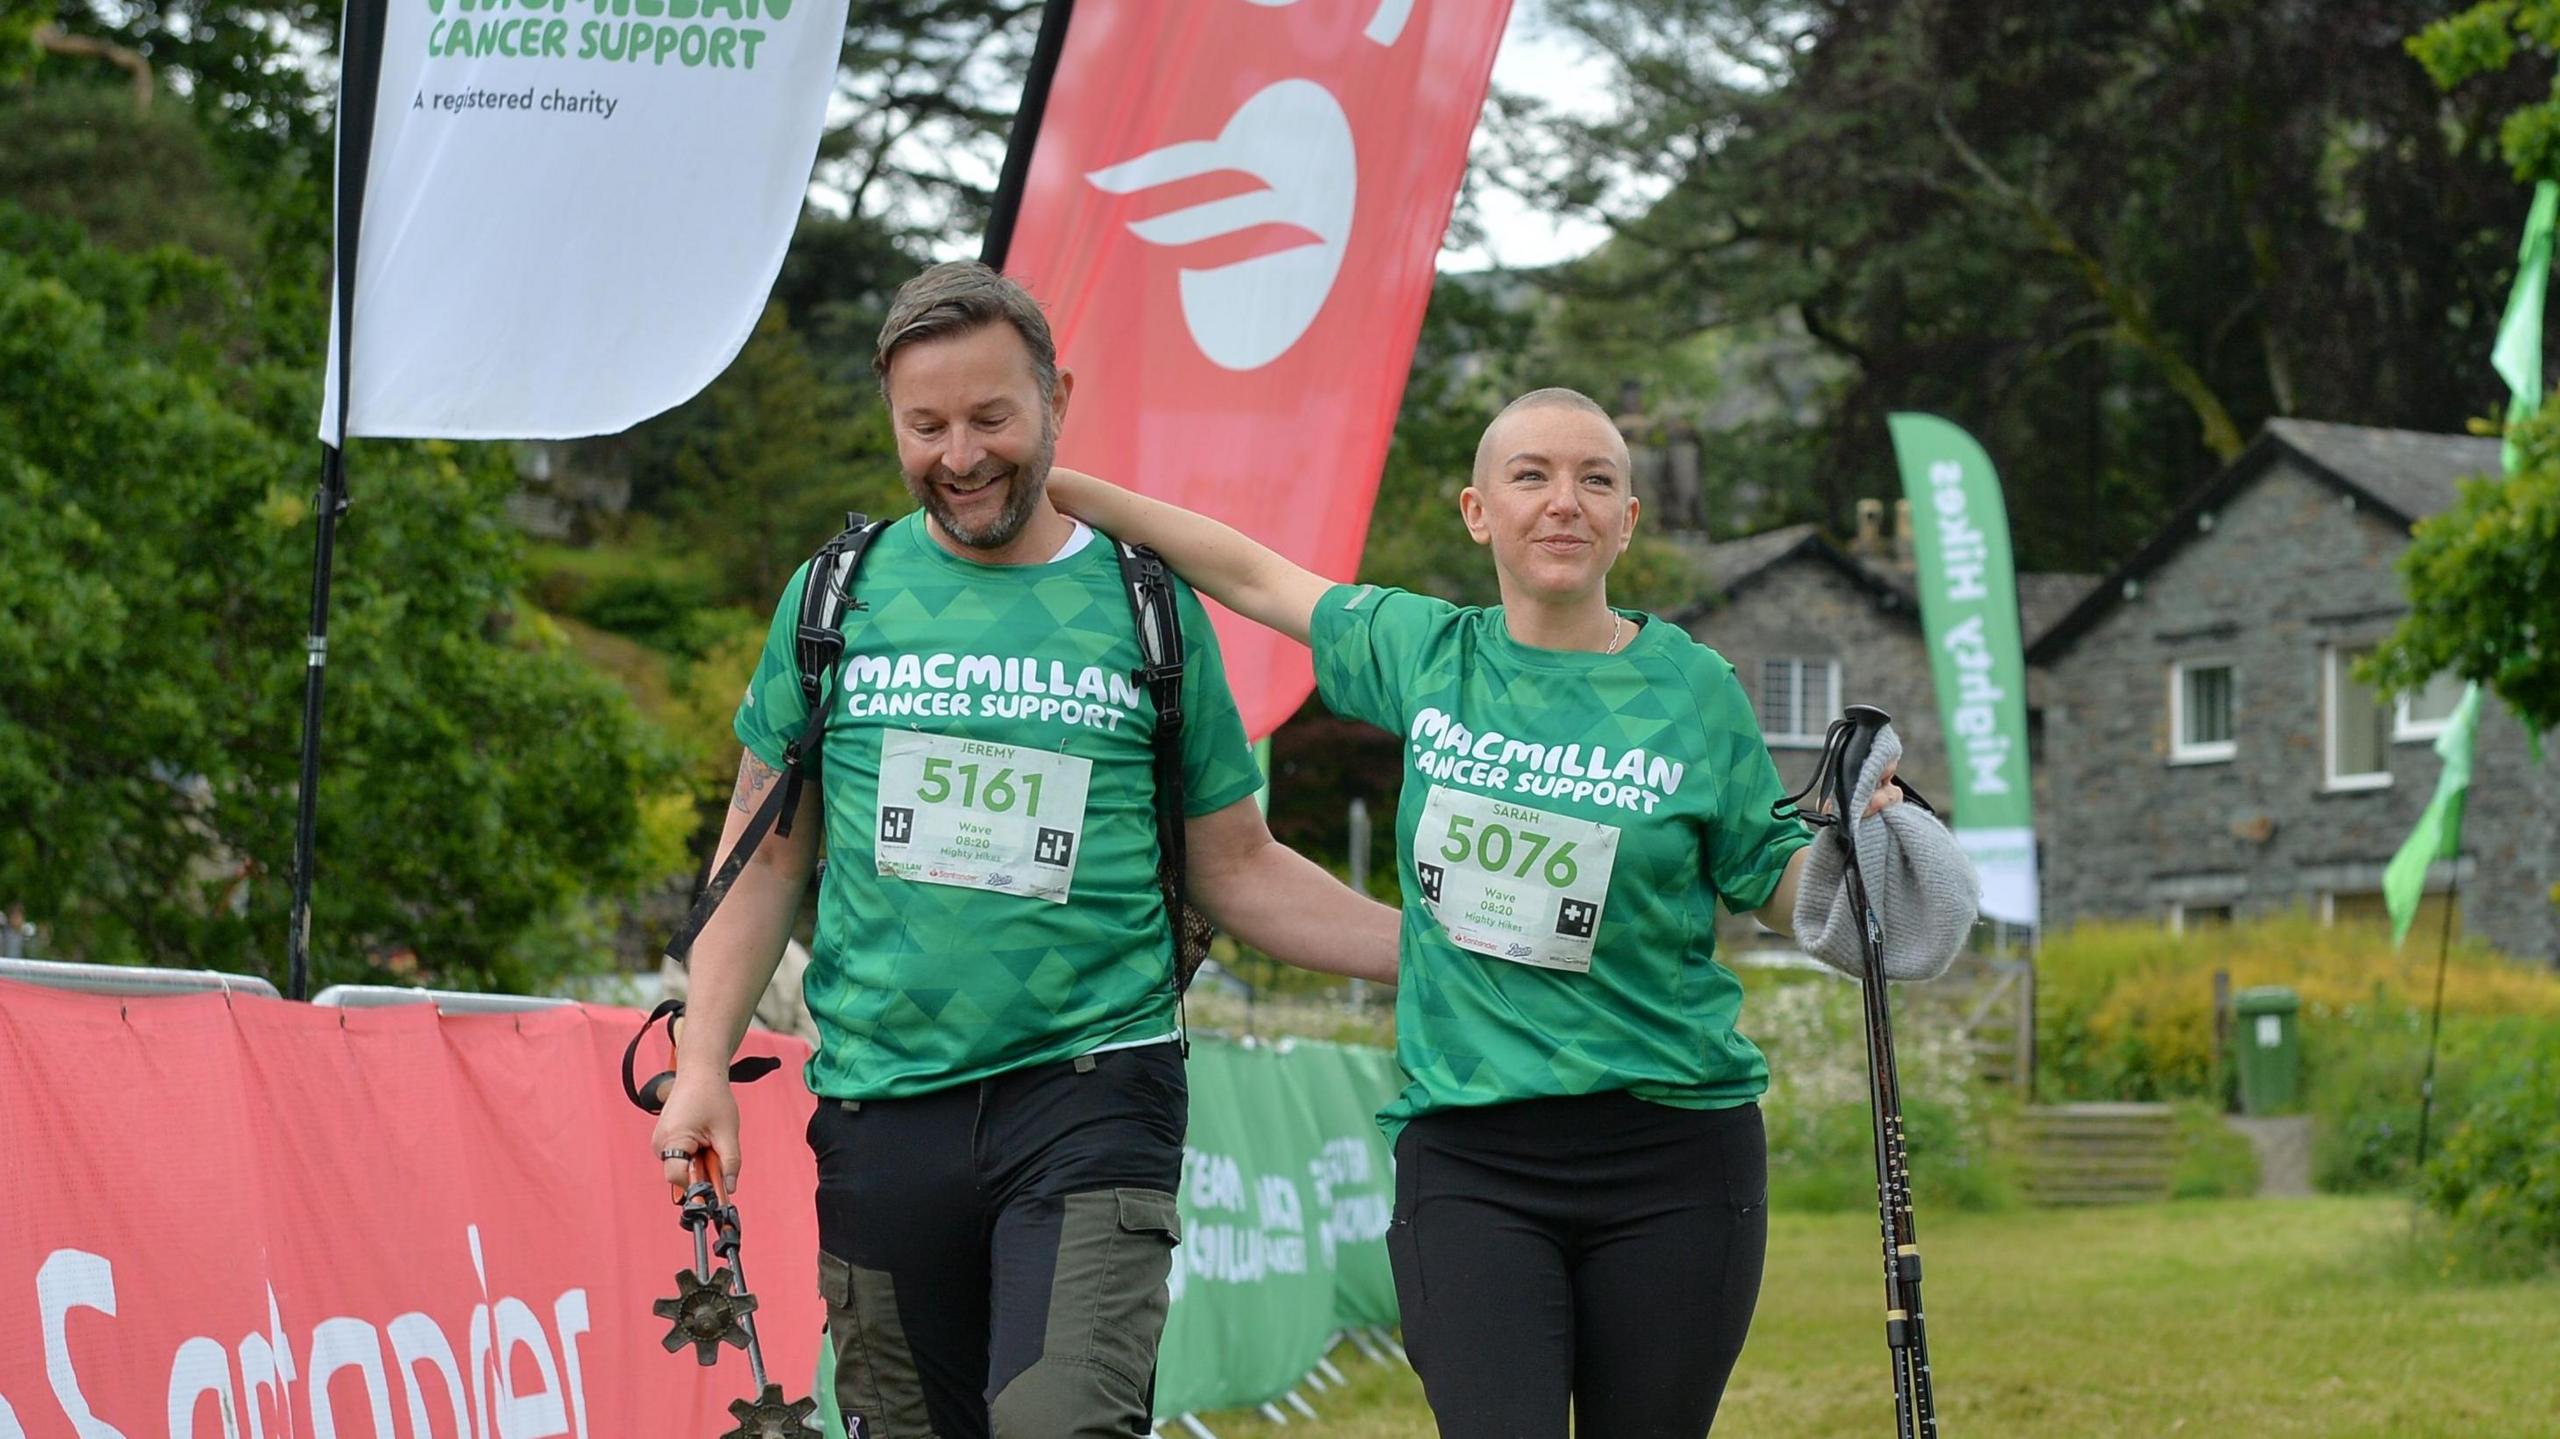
2395,671,2467,742
2323,890,2460,939
2323,646,2391,790
2170,661,2236,763
2168,902,2234,935
1758,657,1841,748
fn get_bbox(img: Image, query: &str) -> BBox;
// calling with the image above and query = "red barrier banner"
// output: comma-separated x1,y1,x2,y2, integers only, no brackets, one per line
0,984,820,1436
1005,0,1513,739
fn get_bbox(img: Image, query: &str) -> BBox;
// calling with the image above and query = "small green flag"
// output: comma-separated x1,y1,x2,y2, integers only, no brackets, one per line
2492,180,2558,471
2386,683,2484,949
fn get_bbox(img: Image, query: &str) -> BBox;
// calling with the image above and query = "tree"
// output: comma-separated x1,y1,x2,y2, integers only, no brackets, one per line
36,0,342,359
2369,2,2560,735
667,303,907,606
1497,0,2534,574
0,205,682,991
1356,272,1700,615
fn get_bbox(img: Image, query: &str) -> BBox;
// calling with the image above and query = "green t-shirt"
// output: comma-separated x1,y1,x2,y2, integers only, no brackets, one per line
1311,583,1811,1136
734,515,1263,1099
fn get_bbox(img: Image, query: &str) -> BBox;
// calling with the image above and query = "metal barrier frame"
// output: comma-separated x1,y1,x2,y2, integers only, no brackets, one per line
0,957,280,999
311,984,575,1015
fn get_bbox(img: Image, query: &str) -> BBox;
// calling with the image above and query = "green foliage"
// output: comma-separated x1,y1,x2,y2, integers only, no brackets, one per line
2,12,39,85
28,3,340,362
554,302,908,610
0,213,678,991
2368,400,2560,735
2309,1010,2536,1193
0,81,259,276
2419,1023,2560,1275
2170,1102,2262,1200
1509,0,2527,574
1746,973,2016,1213
664,304,904,605
2410,1,2560,180
527,536,740,659
2017,916,2560,1198
2366,5,2560,735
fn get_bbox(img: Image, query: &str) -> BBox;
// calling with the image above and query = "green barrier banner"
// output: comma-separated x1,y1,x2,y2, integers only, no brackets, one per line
818,1035,1405,1432
1156,1041,1342,1414
1295,1040,1402,1329
1888,411,2038,927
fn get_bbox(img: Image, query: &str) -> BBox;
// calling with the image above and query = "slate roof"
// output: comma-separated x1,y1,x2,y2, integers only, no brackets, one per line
2030,420,2498,661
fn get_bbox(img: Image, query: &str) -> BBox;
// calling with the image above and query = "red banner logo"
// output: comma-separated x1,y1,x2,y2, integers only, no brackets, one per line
1009,0,1513,738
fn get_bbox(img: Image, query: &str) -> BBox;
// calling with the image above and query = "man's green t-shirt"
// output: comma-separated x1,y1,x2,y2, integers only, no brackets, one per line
733,515,1263,1100
1310,583,1811,1137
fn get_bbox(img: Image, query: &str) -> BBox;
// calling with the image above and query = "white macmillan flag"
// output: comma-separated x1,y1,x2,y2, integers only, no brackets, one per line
321,0,849,440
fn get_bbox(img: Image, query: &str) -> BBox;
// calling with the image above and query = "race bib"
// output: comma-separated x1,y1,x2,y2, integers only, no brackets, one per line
1412,785,1621,973
875,730,1093,904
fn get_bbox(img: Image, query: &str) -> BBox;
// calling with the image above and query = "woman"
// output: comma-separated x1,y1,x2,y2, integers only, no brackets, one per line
1049,387,1908,1436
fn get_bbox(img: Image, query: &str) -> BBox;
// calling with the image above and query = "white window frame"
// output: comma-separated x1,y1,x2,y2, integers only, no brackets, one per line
1759,657,1842,749
2322,646,2392,792
2393,671,2467,743
2168,659,2237,764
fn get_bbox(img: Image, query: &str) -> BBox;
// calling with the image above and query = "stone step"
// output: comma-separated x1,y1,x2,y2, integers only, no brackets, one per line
2017,1102,2179,1206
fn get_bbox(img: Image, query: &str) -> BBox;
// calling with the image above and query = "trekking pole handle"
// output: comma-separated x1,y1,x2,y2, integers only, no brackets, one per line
1831,704,1892,821
672,1146,730,1208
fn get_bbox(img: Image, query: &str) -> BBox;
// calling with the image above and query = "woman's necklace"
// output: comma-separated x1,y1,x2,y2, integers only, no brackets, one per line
1602,614,1628,654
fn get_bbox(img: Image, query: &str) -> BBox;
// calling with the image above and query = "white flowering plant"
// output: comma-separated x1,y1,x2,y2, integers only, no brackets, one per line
1740,972,2016,1212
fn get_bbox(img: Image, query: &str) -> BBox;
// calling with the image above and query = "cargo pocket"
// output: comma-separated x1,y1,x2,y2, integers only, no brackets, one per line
1086,1187,1181,1388
821,1249,935,1437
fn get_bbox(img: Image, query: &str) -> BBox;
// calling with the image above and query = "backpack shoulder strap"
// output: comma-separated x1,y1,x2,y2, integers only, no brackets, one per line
1109,539,1209,996
664,514,884,968
779,512,888,830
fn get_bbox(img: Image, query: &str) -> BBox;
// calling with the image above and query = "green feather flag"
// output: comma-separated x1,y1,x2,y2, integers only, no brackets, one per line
2386,683,2483,949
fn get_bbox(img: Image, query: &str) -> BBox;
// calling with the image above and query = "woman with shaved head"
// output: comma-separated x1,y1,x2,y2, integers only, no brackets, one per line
1049,388,1906,1435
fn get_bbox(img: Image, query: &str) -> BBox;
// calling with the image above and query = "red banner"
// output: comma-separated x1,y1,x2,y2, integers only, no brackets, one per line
1007,0,1513,739
0,983,820,1436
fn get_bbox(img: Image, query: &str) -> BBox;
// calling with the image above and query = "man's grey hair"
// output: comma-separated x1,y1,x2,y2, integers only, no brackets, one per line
873,261,1061,401
1473,386,1623,482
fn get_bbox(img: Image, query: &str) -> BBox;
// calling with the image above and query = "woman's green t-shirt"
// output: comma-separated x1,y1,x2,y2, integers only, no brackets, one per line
1310,583,1811,1136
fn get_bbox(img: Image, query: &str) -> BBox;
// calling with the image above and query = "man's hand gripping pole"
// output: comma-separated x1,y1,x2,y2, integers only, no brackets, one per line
623,1000,819,1437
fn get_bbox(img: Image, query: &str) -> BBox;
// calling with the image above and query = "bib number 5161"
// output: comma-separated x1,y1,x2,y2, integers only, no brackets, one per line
916,758,1045,817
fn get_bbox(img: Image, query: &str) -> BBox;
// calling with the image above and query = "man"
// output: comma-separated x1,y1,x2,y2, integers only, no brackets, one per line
650,261,1399,1438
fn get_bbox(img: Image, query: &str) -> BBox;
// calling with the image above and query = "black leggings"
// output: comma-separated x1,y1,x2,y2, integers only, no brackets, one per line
1387,1093,1768,1438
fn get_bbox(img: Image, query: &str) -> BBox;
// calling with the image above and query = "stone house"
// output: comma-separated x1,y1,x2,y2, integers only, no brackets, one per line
1672,504,2093,825
2028,420,2560,965
1672,506,2091,951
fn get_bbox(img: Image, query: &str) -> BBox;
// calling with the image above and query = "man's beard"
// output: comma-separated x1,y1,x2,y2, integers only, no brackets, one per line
908,413,1055,552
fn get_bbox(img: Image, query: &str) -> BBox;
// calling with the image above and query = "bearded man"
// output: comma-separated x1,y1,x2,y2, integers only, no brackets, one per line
649,261,1398,1438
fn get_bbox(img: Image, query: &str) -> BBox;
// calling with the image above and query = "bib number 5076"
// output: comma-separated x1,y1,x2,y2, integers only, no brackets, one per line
1438,814,1580,888
1414,785,1620,974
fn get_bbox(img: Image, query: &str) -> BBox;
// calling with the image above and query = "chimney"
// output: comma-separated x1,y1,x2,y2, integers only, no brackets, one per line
1892,498,1916,570
1852,497,1885,558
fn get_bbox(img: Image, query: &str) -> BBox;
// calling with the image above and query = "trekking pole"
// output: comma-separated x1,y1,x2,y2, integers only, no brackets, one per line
1777,706,1940,1439
622,1002,819,1437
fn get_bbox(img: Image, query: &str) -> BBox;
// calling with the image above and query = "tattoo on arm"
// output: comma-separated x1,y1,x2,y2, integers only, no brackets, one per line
731,754,783,815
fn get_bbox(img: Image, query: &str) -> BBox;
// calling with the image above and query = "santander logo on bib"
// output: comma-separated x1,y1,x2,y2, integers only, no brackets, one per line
1085,79,1356,372
1007,0,1514,739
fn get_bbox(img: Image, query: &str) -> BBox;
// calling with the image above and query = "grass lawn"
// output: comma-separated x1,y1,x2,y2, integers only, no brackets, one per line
1191,1196,2558,1438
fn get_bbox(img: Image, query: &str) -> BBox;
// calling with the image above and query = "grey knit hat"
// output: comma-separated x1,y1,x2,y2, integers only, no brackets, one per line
1790,723,1979,982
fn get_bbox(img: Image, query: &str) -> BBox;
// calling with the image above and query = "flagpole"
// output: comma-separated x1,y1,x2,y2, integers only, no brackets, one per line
979,0,1076,271
289,0,392,1001
2414,872,2460,1170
